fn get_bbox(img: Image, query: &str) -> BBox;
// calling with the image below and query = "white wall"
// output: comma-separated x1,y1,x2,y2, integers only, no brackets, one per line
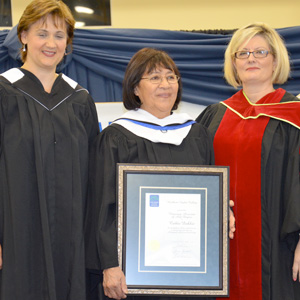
5,0,300,30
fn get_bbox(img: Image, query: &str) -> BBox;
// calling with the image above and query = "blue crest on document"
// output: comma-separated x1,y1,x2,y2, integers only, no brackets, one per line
150,195,160,207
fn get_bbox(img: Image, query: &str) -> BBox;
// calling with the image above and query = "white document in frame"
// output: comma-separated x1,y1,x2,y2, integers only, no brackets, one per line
144,192,201,267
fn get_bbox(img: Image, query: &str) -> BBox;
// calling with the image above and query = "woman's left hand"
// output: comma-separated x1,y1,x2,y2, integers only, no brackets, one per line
292,237,300,282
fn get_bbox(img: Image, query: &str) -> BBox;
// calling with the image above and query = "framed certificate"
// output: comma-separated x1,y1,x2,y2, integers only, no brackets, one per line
117,164,229,296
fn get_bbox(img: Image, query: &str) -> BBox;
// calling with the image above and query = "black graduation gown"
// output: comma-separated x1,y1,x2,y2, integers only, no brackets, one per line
196,90,300,300
85,122,215,300
86,124,214,300
0,68,99,300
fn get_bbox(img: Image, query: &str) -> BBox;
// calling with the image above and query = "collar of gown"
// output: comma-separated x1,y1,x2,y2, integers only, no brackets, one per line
112,109,195,145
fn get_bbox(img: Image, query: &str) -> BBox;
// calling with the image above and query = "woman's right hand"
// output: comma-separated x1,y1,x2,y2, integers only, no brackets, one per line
103,266,128,299
229,200,236,239
292,238,300,282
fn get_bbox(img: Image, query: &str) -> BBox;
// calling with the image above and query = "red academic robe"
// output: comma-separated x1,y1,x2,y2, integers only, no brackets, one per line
197,88,300,300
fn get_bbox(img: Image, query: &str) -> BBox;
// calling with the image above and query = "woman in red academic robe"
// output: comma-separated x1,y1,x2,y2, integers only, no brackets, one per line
197,22,300,300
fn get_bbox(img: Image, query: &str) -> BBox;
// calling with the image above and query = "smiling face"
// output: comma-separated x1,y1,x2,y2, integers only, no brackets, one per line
234,35,276,88
134,67,179,119
21,14,67,73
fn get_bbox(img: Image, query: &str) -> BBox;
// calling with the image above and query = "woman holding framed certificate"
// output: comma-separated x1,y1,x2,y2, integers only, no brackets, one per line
85,48,234,299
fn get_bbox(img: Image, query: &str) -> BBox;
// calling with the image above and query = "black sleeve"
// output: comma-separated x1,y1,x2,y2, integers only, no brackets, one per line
85,94,100,145
85,126,130,270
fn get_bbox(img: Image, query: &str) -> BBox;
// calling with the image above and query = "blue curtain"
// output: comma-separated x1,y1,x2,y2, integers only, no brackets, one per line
1,26,300,105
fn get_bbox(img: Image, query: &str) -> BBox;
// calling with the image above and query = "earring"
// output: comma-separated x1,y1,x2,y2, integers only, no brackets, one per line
65,45,70,55
22,44,26,52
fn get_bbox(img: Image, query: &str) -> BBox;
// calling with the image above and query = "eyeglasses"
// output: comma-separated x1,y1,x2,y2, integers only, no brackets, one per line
234,49,271,59
141,74,180,84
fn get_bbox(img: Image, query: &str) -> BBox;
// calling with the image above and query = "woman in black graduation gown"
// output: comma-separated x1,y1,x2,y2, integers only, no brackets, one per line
0,0,99,299
197,23,300,300
85,48,235,300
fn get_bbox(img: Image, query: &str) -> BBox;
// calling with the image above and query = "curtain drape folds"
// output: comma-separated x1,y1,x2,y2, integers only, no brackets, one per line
1,26,299,105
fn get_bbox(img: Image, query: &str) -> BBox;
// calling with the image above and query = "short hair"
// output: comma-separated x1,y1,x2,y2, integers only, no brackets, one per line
123,48,182,111
17,0,75,62
224,22,290,88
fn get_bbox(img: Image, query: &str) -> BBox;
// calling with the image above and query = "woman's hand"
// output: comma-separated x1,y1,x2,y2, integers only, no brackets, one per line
292,237,300,282
229,200,236,239
103,266,128,299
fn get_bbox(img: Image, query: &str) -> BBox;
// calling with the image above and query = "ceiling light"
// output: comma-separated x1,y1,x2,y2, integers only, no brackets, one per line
75,21,86,28
75,6,94,14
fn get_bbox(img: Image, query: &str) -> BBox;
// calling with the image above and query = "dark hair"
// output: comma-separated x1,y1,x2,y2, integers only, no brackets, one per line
17,0,75,62
123,48,182,110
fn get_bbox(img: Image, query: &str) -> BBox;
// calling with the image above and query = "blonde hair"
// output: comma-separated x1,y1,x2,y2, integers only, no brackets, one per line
224,22,290,88
17,0,75,62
